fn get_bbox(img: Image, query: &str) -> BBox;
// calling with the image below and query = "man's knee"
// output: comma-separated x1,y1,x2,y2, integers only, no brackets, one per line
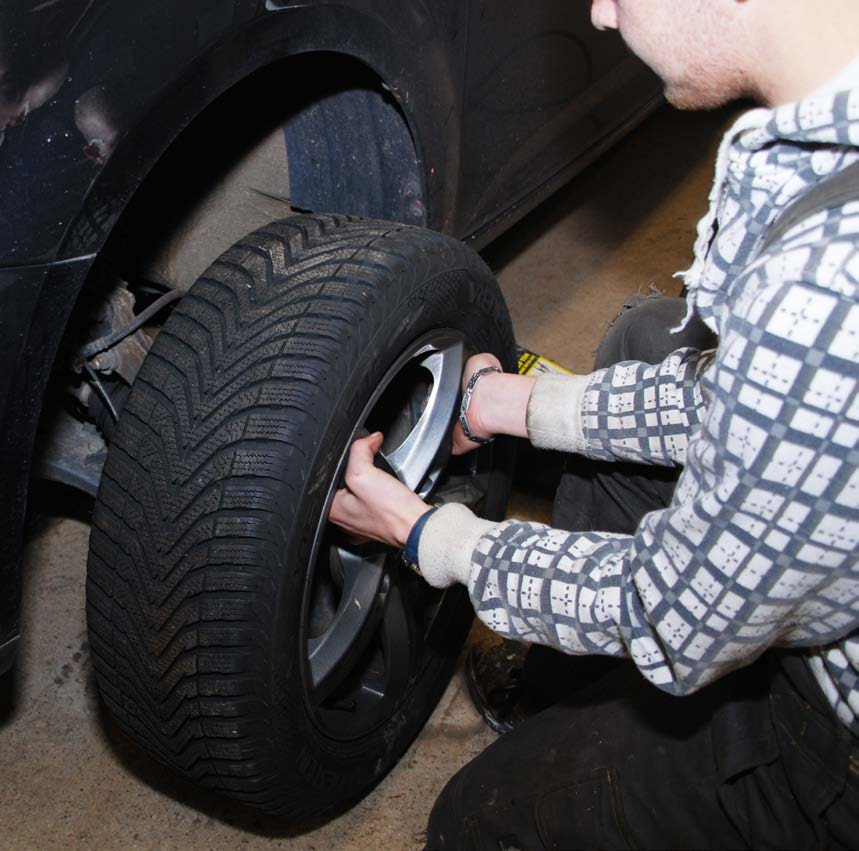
425,770,469,850
595,293,715,368
424,740,547,851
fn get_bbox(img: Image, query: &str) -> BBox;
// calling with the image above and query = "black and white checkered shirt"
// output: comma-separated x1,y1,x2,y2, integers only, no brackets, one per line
427,59,859,734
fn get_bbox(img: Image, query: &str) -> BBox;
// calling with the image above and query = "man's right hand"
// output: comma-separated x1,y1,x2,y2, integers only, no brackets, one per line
329,431,431,547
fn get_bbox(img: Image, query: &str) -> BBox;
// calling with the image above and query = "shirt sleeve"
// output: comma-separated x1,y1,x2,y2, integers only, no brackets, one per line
426,236,859,696
526,348,715,467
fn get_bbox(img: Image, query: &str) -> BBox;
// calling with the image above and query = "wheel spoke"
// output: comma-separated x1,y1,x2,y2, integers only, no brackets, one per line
370,569,424,702
308,545,389,699
384,337,463,495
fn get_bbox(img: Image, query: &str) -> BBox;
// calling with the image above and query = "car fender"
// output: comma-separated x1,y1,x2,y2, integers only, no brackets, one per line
0,0,468,671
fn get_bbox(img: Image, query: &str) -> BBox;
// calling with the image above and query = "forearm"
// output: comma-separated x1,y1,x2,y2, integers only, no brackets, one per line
467,349,712,466
418,505,646,664
423,492,851,697
582,348,714,466
525,348,714,466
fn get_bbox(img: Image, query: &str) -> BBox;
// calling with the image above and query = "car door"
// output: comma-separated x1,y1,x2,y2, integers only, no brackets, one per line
457,0,659,239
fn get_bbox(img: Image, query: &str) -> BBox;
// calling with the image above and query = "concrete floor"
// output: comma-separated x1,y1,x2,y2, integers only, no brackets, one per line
1,104,735,849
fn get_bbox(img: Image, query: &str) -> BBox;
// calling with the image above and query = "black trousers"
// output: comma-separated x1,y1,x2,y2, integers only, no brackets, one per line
426,295,859,850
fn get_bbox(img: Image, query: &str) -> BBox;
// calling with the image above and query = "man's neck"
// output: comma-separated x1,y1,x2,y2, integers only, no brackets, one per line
752,1,859,107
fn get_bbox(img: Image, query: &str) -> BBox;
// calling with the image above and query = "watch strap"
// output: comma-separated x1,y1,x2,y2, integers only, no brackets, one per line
402,507,438,574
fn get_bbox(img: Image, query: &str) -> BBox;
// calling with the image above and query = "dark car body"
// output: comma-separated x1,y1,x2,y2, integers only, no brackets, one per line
0,0,659,672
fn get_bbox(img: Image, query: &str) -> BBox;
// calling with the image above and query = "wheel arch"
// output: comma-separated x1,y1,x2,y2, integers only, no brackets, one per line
9,49,434,668
77,49,429,293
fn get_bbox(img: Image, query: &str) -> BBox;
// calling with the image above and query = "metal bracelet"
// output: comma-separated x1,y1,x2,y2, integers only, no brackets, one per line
458,365,502,445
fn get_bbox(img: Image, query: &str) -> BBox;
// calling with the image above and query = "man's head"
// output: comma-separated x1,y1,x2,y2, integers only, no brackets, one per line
590,0,859,109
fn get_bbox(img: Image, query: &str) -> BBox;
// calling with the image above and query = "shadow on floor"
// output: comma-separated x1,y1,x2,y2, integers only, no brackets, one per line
24,479,95,531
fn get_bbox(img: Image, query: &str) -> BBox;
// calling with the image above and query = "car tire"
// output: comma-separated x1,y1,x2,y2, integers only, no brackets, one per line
86,214,516,817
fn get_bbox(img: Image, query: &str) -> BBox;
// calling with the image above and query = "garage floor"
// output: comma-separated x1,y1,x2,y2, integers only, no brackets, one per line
1,104,736,849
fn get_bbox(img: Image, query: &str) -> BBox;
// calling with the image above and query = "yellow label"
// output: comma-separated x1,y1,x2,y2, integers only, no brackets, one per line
517,348,572,377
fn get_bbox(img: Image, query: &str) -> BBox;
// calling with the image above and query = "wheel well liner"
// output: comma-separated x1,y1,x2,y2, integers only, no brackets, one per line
283,54,426,226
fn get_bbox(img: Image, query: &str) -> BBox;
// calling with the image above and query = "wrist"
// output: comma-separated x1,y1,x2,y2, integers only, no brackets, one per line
477,373,536,439
394,495,432,548
402,506,438,572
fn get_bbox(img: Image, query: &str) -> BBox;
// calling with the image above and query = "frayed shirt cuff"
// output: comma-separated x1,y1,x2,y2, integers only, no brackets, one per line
526,373,590,453
417,503,499,588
